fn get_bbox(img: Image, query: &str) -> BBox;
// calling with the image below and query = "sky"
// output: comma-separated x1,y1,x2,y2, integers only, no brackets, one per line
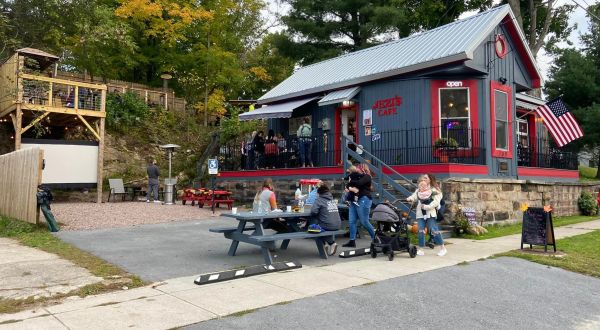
263,0,596,82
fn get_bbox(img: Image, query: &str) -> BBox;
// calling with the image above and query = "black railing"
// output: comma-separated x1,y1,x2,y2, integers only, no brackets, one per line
367,126,487,165
517,146,578,170
217,133,336,171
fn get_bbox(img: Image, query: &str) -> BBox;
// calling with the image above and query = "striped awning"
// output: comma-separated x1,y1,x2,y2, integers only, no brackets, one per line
238,97,319,121
318,87,361,106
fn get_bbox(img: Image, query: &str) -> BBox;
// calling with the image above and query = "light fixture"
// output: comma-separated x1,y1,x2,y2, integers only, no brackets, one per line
448,102,454,108
342,100,354,107
499,77,507,85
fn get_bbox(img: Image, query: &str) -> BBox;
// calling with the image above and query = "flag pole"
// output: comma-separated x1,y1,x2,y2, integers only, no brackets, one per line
517,108,538,119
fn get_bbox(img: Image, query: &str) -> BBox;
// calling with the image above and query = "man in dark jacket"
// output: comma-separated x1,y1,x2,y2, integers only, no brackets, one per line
309,183,341,255
146,159,160,203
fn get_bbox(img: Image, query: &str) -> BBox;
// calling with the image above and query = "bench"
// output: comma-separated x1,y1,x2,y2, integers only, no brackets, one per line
255,229,347,259
209,225,256,234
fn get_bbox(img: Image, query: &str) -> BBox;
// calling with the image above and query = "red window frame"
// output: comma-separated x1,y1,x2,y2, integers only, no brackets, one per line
490,80,513,158
430,80,480,157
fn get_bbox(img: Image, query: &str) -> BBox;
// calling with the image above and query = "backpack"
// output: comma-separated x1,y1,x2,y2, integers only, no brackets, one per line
265,142,278,155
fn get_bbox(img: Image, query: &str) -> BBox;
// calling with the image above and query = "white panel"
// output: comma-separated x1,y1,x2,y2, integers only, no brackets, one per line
21,143,98,184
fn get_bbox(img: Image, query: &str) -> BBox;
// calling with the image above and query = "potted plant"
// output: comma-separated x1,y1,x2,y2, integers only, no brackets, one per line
434,138,459,162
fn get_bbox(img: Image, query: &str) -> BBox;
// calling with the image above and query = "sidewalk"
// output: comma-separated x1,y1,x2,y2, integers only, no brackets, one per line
2,220,600,330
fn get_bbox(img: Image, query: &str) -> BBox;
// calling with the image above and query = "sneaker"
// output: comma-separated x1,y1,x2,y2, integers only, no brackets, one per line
146,200,150,203
154,200,162,204
352,201,360,207
308,224,323,233
327,243,338,256
417,249,425,256
342,240,356,248
437,248,447,257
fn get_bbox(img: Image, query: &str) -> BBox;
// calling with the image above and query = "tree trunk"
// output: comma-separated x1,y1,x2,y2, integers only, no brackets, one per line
596,154,600,179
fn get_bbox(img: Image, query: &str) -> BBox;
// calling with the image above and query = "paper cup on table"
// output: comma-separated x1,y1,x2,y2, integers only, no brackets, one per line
232,207,238,214
286,206,292,213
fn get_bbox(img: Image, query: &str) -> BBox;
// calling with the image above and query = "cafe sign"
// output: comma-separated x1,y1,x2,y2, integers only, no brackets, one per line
372,95,402,116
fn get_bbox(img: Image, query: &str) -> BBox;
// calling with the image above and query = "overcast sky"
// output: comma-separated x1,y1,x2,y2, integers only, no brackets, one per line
263,0,595,82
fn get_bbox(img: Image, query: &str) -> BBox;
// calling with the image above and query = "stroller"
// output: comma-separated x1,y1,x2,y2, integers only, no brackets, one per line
370,202,417,260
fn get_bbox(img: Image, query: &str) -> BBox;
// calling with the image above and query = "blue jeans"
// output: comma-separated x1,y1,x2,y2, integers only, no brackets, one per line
299,139,312,166
417,217,444,247
349,196,375,240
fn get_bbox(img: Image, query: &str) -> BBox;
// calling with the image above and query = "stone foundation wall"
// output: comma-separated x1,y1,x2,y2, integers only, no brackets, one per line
442,178,600,224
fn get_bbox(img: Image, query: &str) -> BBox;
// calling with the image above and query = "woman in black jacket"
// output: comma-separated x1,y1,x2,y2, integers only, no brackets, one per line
343,163,376,247
253,131,265,169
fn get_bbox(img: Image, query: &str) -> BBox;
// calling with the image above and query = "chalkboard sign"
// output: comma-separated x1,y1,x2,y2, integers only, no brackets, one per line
521,207,556,252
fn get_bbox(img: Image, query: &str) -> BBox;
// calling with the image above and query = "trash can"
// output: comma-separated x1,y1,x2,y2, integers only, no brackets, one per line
165,182,175,205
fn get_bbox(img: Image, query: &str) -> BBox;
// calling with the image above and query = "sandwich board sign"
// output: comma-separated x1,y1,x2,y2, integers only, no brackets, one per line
208,159,219,175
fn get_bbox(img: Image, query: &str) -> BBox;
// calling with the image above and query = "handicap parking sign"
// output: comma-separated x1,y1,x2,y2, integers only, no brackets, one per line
208,159,219,175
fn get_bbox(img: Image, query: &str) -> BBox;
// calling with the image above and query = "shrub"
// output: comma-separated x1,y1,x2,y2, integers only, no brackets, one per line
453,209,470,236
434,137,459,149
105,92,150,132
578,191,598,215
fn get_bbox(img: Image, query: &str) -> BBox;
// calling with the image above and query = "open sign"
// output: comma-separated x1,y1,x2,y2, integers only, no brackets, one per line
446,81,463,87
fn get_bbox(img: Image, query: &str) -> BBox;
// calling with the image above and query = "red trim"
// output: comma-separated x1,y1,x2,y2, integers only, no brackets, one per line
517,167,579,179
502,16,541,88
490,80,513,159
430,80,480,158
219,166,344,178
495,35,508,58
388,164,489,175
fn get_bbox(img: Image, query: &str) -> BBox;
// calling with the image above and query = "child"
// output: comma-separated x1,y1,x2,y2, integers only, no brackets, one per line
344,166,362,206
417,181,434,218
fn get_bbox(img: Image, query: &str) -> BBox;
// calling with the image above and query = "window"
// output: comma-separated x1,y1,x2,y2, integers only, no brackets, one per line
430,80,480,156
494,90,509,150
440,88,470,148
517,118,529,148
490,81,513,158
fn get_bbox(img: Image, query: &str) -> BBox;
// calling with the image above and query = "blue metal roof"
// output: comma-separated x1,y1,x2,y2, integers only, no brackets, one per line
258,4,540,104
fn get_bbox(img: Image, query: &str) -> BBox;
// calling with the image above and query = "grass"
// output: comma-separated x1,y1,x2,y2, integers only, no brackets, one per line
461,215,598,240
498,230,600,279
0,215,146,314
579,165,599,182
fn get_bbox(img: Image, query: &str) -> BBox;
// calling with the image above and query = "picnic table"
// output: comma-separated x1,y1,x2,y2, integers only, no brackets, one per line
198,190,234,210
211,211,346,264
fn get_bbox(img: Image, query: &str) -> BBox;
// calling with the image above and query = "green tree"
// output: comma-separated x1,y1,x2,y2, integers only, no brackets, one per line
505,0,575,58
275,0,491,66
545,4,600,178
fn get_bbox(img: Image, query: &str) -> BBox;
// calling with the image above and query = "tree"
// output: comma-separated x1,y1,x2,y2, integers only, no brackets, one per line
275,0,491,66
505,0,575,58
545,4,600,178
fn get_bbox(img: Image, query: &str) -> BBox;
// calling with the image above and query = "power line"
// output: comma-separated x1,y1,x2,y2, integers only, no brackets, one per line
571,0,600,22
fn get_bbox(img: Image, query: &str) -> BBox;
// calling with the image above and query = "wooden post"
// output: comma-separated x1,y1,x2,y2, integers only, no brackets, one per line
36,149,44,225
164,92,168,111
145,90,148,104
15,105,22,150
74,86,79,110
48,81,53,107
97,89,106,203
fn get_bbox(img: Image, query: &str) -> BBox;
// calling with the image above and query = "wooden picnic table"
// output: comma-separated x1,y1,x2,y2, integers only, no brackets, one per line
212,211,345,264
199,190,233,209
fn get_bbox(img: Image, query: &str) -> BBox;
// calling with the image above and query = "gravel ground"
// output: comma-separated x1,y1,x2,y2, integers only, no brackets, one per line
51,202,227,231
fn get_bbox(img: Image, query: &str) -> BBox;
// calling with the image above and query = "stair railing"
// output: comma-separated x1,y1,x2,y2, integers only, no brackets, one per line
341,135,417,215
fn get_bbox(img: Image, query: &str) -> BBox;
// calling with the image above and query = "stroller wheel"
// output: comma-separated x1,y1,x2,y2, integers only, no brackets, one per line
409,245,417,258
370,249,377,258
388,251,394,261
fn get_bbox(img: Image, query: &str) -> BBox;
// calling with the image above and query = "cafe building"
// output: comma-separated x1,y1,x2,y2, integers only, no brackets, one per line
218,4,578,183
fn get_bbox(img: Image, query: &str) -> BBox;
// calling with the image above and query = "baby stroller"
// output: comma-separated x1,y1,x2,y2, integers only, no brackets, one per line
370,202,417,260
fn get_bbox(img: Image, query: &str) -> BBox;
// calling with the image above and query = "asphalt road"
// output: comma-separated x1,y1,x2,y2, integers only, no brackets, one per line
55,218,374,282
186,257,600,330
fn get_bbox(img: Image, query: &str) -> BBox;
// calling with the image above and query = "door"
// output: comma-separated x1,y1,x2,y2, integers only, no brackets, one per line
335,105,358,164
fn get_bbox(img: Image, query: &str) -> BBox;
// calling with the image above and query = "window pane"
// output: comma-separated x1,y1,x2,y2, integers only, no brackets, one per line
440,89,469,118
518,121,528,134
494,91,507,120
496,120,508,149
441,119,469,148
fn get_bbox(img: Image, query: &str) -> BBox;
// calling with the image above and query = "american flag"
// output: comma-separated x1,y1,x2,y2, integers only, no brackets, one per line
535,98,583,147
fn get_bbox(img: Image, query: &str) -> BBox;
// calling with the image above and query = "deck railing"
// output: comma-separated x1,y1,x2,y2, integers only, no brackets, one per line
20,73,105,112
517,146,578,170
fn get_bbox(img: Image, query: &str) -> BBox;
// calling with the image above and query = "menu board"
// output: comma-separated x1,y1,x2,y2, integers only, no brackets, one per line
521,207,556,252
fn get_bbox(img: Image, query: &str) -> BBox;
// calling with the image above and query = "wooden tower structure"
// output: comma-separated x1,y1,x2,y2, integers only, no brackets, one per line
0,48,107,203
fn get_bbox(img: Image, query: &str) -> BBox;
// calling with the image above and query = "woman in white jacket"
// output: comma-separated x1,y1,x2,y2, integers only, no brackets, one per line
406,174,447,256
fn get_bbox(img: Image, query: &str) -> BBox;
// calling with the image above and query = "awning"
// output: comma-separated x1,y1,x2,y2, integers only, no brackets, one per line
239,97,319,121
318,86,360,106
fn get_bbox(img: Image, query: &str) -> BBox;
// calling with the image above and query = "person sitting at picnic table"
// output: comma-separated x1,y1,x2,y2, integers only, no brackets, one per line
309,183,341,256
254,179,288,232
